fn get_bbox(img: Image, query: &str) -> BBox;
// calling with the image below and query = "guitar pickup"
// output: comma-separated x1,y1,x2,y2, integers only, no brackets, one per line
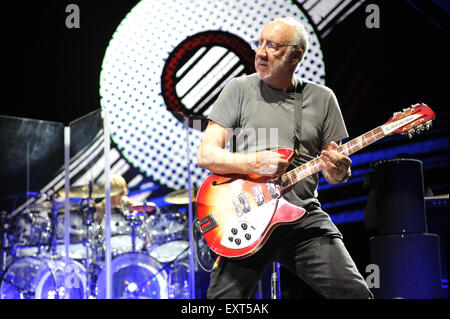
233,193,250,216
252,185,266,206
232,198,242,217
266,182,281,199
238,193,251,213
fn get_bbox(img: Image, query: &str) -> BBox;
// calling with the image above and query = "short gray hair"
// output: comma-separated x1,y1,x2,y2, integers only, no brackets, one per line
274,17,309,62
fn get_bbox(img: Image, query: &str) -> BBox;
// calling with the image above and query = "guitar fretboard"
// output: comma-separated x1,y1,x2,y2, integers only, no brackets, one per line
280,126,386,190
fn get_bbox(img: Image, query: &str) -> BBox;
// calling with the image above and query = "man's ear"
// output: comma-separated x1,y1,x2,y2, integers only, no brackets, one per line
290,49,302,64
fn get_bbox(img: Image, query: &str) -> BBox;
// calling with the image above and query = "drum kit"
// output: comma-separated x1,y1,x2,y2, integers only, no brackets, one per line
0,184,200,299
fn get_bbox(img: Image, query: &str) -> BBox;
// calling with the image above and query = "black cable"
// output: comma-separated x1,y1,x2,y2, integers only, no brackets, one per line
190,217,215,273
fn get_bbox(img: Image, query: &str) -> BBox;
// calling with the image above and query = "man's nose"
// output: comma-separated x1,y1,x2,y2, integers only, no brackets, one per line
256,43,267,58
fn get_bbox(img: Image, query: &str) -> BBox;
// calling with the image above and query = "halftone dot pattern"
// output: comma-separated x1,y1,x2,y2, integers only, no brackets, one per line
100,0,325,190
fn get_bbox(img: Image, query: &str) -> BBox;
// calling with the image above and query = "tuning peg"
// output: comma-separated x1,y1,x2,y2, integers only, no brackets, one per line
408,130,414,139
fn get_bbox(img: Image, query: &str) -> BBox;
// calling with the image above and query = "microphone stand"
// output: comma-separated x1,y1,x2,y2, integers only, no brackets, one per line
167,110,208,299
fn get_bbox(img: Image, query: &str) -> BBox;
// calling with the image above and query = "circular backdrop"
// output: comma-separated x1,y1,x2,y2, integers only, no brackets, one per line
99,0,325,189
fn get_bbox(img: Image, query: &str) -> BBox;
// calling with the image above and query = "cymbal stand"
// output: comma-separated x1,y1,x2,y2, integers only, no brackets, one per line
1,210,10,274
126,212,143,253
49,193,60,257
82,182,96,299
271,262,281,299
183,116,196,298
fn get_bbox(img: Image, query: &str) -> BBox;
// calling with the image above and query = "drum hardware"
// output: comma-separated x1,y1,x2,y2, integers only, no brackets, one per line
78,186,101,298
126,203,156,252
1,187,201,299
125,212,143,254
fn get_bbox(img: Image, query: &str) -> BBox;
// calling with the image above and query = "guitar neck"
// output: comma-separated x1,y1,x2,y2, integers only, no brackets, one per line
279,126,386,190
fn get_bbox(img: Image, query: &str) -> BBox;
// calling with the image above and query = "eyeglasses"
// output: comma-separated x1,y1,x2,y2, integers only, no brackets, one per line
250,39,298,53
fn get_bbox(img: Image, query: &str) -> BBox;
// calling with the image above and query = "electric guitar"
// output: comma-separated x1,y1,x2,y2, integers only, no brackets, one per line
196,103,436,258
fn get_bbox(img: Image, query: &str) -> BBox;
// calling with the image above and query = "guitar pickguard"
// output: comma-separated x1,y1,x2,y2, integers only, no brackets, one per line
219,199,278,250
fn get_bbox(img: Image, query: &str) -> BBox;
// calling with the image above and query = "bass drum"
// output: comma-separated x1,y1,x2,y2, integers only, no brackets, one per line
95,253,167,299
0,257,87,299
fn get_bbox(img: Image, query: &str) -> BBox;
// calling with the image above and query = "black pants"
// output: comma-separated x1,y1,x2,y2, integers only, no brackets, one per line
207,207,373,299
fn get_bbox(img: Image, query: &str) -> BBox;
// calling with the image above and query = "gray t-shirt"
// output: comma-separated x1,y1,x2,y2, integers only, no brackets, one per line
207,73,348,211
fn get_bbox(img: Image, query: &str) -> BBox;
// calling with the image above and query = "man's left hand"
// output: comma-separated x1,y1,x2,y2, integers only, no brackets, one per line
319,141,351,184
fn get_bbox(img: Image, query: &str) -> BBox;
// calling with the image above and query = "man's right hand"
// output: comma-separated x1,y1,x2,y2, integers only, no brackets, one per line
198,122,290,177
247,150,290,177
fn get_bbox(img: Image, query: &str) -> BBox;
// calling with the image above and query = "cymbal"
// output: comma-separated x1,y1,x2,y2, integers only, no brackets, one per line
28,200,79,211
164,188,197,205
27,201,57,211
57,184,124,199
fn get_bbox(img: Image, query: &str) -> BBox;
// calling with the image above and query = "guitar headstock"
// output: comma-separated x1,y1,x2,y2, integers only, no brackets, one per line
381,103,436,138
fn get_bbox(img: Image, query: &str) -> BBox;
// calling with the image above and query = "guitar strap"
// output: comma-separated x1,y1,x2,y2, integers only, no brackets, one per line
293,78,306,158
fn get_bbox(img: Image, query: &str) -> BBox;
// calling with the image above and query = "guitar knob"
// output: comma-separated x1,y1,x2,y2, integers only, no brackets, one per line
228,236,234,242
235,238,241,245
245,233,251,240
231,228,238,235
241,223,248,230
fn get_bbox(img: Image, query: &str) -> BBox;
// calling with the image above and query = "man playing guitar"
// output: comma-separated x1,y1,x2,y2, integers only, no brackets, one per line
197,17,373,299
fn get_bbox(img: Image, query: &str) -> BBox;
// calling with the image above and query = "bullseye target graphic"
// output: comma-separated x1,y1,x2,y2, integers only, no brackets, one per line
100,0,325,190
161,30,255,126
